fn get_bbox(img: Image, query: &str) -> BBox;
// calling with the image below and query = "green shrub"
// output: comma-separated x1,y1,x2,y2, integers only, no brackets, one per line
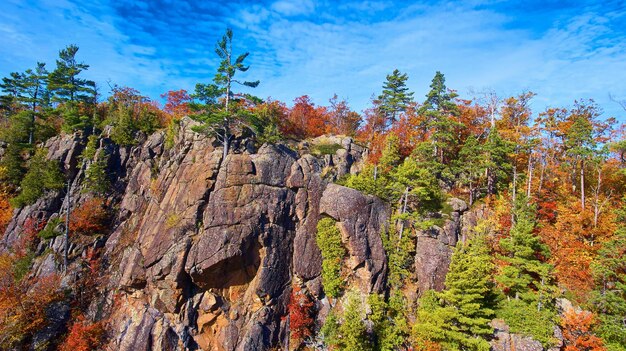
109,107,136,146
37,217,62,240
81,134,99,161
316,217,346,298
496,299,558,348
311,143,342,156
12,251,35,282
164,119,180,150
84,153,110,195
11,149,64,208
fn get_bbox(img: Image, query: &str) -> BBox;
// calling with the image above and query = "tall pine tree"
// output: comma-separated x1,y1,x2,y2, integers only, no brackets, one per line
419,71,463,168
48,45,95,104
378,69,413,129
191,28,259,161
413,235,495,351
590,199,626,351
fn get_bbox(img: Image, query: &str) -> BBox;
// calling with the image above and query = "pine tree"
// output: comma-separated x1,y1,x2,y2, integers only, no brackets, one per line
191,28,259,161
419,71,463,169
339,292,371,351
10,149,64,208
48,45,95,104
21,63,48,143
0,72,24,114
590,200,626,350
496,196,555,302
378,69,413,128
413,236,495,351
482,128,513,196
495,195,559,347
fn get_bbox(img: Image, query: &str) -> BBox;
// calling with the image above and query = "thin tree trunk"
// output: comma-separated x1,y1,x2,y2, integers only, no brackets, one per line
580,159,585,210
538,156,545,196
63,179,71,272
593,166,602,228
469,180,474,206
537,278,545,312
526,154,533,198
398,187,409,241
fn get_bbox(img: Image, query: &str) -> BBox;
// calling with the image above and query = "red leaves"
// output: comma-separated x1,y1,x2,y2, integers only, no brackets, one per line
0,190,11,234
161,89,192,122
287,285,316,344
69,198,109,236
59,314,105,351
561,309,605,351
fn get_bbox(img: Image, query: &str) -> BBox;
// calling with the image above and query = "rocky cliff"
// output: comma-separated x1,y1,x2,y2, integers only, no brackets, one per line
2,119,394,350
1,118,564,351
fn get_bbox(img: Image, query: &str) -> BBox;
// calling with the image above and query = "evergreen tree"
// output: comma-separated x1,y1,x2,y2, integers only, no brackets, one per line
316,217,346,298
496,196,554,302
191,28,259,161
48,45,95,104
590,200,626,351
483,128,513,196
21,63,49,143
10,149,64,208
378,69,413,128
369,292,409,351
419,71,463,168
495,195,559,347
413,235,495,351
457,135,484,205
0,72,24,114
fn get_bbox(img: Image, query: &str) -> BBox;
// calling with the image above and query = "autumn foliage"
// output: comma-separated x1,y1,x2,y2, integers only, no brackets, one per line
561,309,606,351
161,89,192,123
287,285,316,346
0,243,62,349
69,198,109,235
0,189,11,234
58,314,105,351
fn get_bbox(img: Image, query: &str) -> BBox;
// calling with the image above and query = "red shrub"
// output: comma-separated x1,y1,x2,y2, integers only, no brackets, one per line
69,198,109,235
287,285,316,345
59,314,105,351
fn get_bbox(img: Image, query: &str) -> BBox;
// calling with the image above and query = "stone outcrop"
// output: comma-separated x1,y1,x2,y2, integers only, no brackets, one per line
414,198,468,293
1,119,387,350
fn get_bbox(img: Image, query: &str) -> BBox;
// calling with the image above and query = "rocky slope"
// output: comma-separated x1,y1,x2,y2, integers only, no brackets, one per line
1,118,563,350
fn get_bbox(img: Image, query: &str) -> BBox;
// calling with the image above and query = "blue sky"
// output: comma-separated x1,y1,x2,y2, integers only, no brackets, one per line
1,0,626,120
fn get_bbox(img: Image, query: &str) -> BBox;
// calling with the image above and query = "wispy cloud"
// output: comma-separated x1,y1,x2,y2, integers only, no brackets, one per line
0,0,625,119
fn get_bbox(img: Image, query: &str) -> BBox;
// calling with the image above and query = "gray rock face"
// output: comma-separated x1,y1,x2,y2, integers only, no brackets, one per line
414,198,467,293
319,184,388,293
0,117,386,351
491,319,544,351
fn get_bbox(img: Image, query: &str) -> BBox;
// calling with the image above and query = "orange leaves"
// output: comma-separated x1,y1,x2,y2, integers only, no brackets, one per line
161,89,192,123
537,201,617,301
410,339,443,351
59,314,105,351
69,198,109,236
0,189,11,234
283,95,329,139
0,252,62,349
561,309,605,351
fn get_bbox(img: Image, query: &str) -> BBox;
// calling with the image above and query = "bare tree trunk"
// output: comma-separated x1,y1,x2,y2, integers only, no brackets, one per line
526,154,533,198
593,166,601,228
469,180,474,206
580,159,585,210
538,156,546,196
64,180,71,272
487,168,496,196
398,187,409,241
